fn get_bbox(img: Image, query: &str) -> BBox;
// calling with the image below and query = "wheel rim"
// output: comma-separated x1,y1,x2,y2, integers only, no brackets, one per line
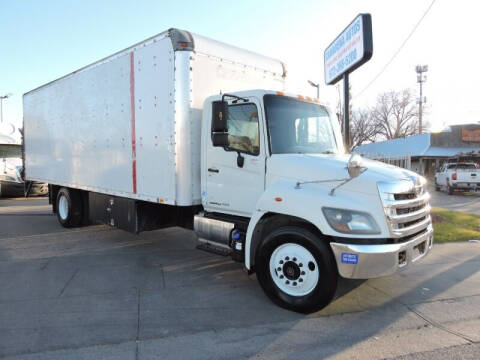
269,243,319,297
58,194,69,220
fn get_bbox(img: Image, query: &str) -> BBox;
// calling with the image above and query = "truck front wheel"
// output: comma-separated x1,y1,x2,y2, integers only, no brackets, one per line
56,187,83,228
255,226,338,313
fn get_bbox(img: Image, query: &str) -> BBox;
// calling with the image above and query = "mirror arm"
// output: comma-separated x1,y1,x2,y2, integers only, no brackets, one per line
329,167,367,196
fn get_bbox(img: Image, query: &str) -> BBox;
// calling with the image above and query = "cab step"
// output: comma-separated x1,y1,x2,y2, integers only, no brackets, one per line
196,242,231,256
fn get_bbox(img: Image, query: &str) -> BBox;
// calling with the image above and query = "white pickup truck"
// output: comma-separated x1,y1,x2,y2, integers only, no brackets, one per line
435,162,479,195
23,28,434,313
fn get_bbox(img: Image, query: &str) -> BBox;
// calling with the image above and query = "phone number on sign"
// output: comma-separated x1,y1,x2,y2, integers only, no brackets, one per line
328,48,357,80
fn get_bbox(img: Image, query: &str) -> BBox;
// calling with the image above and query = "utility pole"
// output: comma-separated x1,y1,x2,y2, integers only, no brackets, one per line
307,80,320,99
0,93,13,123
343,73,349,148
415,65,428,134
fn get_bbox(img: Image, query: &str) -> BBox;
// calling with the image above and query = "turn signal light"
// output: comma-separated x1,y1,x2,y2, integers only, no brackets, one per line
452,173,457,180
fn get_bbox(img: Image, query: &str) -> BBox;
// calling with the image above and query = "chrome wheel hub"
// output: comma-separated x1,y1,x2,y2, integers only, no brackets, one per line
58,195,68,220
269,243,319,297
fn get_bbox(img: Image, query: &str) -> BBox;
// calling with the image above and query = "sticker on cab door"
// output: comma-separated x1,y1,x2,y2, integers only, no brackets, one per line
341,253,358,264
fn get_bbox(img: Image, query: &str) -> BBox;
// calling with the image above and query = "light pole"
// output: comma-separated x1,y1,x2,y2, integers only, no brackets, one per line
307,80,320,99
415,65,428,134
0,93,13,123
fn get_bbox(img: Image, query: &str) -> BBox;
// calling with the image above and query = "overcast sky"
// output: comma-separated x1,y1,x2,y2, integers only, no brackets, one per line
0,0,478,135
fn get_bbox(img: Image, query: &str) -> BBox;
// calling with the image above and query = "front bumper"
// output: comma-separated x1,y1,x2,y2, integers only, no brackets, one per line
329,224,433,279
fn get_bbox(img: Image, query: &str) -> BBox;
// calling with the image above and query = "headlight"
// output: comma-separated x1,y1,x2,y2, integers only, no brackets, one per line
322,207,380,235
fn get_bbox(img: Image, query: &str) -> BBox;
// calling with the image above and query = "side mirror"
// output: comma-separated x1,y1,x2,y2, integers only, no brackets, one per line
347,153,364,178
211,100,229,147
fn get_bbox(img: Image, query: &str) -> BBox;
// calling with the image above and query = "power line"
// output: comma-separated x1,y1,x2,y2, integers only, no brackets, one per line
354,0,436,99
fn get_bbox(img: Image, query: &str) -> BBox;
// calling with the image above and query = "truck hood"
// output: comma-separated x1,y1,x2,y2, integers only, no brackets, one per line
267,153,421,195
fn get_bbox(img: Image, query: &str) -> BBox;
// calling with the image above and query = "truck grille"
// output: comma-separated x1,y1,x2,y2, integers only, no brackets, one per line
378,180,431,238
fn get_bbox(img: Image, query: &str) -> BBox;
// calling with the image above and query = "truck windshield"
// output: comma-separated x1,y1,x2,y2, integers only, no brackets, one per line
264,95,338,154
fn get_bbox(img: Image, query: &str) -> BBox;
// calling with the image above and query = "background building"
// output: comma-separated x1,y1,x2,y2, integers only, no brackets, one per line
356,124,480,177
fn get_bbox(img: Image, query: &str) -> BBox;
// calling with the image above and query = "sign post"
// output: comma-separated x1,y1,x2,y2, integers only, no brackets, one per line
343,73,350,146
324,14,373,149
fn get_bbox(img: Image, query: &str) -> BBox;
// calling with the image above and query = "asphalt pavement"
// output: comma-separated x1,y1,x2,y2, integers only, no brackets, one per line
0,197,479,359
428,184,480,214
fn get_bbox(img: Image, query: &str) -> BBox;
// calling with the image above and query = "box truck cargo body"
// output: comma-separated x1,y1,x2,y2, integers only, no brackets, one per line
23,29,433,313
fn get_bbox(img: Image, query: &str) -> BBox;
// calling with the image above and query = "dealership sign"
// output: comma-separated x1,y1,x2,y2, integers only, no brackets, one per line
324,14,373,85
462,128,480,142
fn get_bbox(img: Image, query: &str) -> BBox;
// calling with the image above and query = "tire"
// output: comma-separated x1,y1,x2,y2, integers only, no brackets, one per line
448,184,454,195
255,226,338,313
56,187,83,228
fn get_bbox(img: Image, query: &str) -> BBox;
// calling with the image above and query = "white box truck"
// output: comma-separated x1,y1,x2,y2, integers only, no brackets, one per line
23,28,433,313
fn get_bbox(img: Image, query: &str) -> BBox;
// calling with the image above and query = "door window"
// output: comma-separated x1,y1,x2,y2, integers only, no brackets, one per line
225,103,260,155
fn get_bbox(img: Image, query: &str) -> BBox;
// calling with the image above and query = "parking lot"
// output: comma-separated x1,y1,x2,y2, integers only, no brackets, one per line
429,185,480,214
1,197,480,360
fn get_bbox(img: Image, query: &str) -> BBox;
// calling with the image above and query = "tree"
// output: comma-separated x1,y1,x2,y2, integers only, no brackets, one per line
371,89,425,140
336,84,378,150
350,109,379,149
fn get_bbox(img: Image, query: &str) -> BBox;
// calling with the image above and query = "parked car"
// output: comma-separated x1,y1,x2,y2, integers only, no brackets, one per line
435,162,479,194
1,128,48,198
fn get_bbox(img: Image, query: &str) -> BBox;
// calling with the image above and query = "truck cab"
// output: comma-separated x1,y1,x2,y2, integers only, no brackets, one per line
195,89,433,312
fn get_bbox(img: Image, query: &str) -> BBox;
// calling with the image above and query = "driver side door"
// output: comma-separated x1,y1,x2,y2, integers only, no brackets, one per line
204,98,266,217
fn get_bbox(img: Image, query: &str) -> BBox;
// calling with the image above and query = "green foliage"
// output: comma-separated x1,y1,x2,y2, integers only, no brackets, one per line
431,207,480,243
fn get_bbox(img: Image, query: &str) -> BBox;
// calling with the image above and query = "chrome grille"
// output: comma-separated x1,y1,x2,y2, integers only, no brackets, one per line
378,180,431,238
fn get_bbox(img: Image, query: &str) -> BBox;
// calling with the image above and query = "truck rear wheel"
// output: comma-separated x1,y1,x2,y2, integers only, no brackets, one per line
56,187,83,228
255,226,338,313
448,184,454,195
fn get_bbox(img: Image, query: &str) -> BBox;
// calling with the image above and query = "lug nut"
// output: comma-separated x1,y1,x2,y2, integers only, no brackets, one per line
293,282,297,286
277,267,281,271
293,257,297,262
301,271,305,275
285,280,290,284
285,256,290,260
280,275,284,279
299,263,303,267
279,260,284,264
299,278,303,282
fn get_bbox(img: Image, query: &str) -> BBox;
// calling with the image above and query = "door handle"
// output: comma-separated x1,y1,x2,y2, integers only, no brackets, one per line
208,168,219,173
